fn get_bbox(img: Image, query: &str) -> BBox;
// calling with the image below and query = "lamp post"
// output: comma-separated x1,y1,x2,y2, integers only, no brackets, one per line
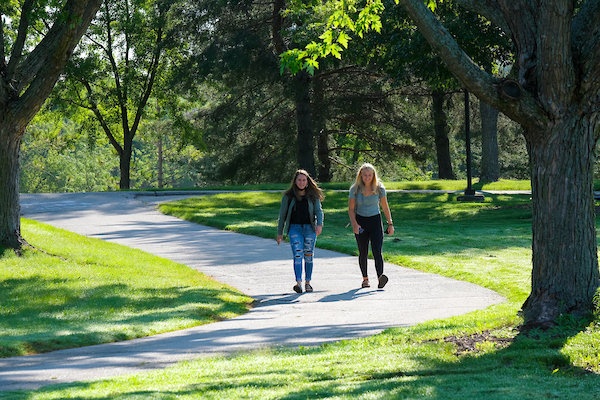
458,89,485,202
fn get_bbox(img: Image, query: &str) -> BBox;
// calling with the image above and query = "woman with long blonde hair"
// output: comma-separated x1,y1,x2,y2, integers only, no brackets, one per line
348,163,394,289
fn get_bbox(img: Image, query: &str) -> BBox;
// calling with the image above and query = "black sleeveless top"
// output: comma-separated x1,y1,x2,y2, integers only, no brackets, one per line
290,196,311,225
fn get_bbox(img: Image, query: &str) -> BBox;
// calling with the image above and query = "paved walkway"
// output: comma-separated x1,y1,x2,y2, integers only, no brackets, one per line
0,191,505,391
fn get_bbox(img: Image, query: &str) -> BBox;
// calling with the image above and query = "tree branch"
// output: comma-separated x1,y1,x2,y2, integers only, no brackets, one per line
0,8,6,68
396,0,546,133
271,0,287,55
6,0,34,78
14,0,103,130
131,26,164,140
530,0,575,116
102,0,129,140
80,78,123,156
0,11,10,107
572,0,600,102
453,0,511,35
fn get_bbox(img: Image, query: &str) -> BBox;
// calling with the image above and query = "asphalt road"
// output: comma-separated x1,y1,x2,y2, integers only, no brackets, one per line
0,191,505,391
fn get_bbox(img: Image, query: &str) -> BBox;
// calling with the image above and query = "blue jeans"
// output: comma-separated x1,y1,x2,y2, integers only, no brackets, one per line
288,224,317,282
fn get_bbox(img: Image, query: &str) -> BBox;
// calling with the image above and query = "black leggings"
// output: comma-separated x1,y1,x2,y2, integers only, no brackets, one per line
355,214,384,278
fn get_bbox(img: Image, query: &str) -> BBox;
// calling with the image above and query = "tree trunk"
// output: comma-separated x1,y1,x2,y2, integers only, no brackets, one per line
523,116,600,327
0,124,26,249
295,70,316,176
317,130,331,182
313,77,331,182
479,100,500,182
120,140,133,190
432,90,455,179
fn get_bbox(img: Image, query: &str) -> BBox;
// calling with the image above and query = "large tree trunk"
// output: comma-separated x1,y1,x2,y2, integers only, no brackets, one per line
0,124,26,249
119,147,132,190
479,100,500,182
295,71,316,176
432,90,455,179
523,117,599,327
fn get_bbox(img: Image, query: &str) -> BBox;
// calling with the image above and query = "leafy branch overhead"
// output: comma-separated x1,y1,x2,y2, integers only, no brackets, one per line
280,0,386,74
280,0,439,75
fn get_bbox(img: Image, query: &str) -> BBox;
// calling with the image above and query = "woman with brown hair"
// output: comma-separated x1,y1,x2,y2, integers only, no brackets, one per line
277,170,324,293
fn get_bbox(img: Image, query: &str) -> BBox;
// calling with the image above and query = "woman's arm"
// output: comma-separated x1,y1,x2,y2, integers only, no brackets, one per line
348,197,361,234
314,199,324,236
277,195,289,244
380,196,394,235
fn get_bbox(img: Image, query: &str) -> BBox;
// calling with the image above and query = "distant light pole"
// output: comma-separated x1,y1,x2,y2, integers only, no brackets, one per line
458,89,485,202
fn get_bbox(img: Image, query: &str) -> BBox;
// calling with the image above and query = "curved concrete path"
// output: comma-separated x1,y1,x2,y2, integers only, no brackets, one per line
0,191,505,391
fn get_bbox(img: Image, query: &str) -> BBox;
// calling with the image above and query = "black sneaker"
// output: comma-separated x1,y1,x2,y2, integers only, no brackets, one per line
378,274,388,289
293,284,303,293
305,283,313,292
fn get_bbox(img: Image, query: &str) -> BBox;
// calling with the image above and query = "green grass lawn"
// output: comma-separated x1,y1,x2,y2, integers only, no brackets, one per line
0,220,253,358
3,185,600,399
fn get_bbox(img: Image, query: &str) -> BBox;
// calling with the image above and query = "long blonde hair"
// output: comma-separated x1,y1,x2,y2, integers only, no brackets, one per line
284,169,325,201
352,163,383,195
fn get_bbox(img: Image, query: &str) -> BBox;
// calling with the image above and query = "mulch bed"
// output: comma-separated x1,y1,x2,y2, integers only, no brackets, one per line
425,330,515,356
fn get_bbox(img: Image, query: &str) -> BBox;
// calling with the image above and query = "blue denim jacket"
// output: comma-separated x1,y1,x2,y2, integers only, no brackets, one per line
277,194,324,236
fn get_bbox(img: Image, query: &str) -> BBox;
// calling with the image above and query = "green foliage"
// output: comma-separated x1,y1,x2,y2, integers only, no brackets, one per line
280,0,385,74
18,0,529,190
370,1,511,89
20,104,208,191
0,219,253,357
48,0,203,189
20,105,119,193
171,0,304,184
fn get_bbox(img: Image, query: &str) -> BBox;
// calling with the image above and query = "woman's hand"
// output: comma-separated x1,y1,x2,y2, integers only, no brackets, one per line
352,223,362,235
315,225,323,236
386,225,394,235
277,235,283,245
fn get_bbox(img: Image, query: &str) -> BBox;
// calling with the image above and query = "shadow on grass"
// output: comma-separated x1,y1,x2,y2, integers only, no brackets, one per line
0,244,14,258
18,322,600,400
0,276,249,357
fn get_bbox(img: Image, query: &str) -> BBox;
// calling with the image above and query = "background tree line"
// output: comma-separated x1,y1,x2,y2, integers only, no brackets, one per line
16,0,531,193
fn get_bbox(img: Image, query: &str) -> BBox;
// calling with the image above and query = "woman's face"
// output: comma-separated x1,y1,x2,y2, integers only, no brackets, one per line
295,173,308,190
361,169,374,186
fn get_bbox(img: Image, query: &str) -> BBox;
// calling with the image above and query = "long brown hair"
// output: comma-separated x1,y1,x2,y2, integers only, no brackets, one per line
284,169,325,201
